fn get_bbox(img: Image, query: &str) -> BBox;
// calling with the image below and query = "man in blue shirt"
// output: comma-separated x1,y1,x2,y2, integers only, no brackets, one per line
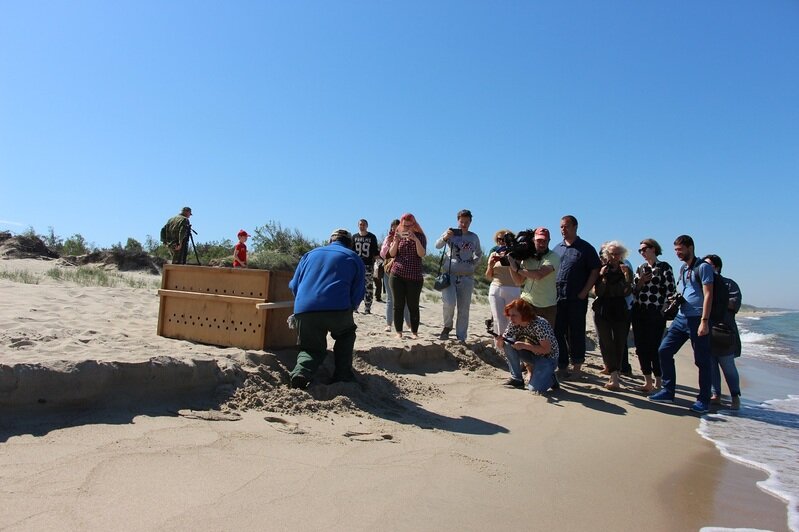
552,215,601,378
288,229,365,389
649,235,714,413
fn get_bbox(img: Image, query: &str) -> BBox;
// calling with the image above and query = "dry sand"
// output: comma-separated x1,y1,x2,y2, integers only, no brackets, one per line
0,258,789,531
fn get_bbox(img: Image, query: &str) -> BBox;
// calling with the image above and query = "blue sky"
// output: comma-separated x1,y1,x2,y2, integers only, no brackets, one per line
1,1,797,308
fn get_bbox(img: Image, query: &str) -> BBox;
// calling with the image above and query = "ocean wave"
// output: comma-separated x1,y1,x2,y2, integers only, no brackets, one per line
698,396,799,532
744,346,799,366
740,331,776,344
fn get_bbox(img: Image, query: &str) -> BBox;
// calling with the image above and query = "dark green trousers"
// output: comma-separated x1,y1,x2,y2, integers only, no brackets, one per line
290,310,357,382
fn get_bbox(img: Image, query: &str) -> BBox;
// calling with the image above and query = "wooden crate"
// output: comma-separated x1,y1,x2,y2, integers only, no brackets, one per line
157,265,296,349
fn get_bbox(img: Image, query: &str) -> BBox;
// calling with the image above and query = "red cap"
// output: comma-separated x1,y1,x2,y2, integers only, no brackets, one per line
533,227,550,241
237,230,249,237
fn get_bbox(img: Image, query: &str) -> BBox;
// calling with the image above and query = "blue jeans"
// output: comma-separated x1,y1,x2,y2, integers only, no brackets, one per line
658,314,712,403
504,344,558,392
442,274,475,341
712,355,741,397
554,298,589,369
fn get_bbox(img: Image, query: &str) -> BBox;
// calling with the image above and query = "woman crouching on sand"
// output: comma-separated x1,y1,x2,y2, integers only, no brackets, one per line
497,298,560,394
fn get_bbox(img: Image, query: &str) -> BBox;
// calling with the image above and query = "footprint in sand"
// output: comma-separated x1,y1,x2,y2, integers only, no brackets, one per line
263,416,306,434
9,339,34,348
177,409,242,421
342,430,395,442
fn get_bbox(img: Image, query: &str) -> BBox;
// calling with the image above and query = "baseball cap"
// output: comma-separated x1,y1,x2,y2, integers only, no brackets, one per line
330,228,352,241
533,227,550,241
237,229,249,237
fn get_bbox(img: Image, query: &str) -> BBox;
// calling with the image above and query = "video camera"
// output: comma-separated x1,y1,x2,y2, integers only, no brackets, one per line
496,229,537,262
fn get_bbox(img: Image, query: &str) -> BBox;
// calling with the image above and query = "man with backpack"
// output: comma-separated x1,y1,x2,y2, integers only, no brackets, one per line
161,207,192,264
649,234,715,413
703,254,742,410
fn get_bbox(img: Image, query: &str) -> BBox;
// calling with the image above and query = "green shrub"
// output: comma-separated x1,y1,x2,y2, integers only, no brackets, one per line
44,226,63,254
249,250,300,272
144,235,171,261
62,234,90,256
252,221,319,257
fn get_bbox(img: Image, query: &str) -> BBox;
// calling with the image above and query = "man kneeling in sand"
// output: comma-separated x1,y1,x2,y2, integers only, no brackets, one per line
288,229,365,389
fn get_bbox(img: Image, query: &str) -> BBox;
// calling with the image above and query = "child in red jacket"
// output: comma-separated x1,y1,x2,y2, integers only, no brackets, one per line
233,230,249,268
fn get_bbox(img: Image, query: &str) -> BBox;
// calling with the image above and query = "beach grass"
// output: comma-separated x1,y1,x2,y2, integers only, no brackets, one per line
0,269,40,284
45,267,160,289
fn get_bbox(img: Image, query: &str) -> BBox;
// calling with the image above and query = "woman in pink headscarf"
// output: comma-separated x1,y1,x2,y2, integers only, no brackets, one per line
387,213,427,339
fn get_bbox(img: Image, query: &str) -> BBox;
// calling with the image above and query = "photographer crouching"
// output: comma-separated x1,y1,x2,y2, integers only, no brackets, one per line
494,298,560,394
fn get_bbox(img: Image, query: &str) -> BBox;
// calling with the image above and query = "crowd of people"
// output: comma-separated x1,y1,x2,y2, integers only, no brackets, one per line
162,207,743,414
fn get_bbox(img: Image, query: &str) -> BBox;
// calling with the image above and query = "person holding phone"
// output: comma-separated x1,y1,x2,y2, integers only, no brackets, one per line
387,213,427,339
593,241,633,391
435,209,482,341
631,238,675,393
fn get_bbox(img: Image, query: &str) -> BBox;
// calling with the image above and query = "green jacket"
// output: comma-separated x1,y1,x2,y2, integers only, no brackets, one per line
163,214,190,246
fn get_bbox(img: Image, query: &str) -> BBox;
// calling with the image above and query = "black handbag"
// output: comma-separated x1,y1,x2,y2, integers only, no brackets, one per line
433,246,451,291
710,323,735,356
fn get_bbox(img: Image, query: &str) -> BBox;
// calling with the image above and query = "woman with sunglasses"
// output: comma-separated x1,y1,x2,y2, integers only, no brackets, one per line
631,238,676,392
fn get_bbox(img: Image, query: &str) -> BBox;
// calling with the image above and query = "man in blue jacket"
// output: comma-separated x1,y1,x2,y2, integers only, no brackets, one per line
288,229,365,389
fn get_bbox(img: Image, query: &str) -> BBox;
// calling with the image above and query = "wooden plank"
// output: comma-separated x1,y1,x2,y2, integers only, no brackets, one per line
158,289,263,306
255,301,294,310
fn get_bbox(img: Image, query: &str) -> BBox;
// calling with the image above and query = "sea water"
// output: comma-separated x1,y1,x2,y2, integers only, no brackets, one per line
697,311,799,531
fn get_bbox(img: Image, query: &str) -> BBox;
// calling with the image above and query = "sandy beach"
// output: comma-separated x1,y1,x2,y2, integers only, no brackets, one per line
0,257,790,531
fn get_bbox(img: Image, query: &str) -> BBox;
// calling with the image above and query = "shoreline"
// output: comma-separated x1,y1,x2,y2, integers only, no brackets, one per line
0,257,793,530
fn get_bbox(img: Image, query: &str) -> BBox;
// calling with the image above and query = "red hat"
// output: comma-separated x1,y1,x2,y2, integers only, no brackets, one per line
237,229,249,237
533,227,550,241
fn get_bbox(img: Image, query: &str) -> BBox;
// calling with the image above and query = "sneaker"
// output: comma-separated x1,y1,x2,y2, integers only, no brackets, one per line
502,378,525,389
290,374,310,390
648,389,675,403
439,327,452,340
689,400,709,414
731,395,741,410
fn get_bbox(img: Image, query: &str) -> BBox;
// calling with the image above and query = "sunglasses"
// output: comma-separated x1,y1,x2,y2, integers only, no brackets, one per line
638,246,651,254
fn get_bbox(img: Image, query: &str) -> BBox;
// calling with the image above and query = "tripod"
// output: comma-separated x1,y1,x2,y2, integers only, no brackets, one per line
178,224,201,265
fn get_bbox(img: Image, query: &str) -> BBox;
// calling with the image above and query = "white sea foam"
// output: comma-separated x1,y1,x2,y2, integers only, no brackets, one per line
740,331,776,344
698,396,799,532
